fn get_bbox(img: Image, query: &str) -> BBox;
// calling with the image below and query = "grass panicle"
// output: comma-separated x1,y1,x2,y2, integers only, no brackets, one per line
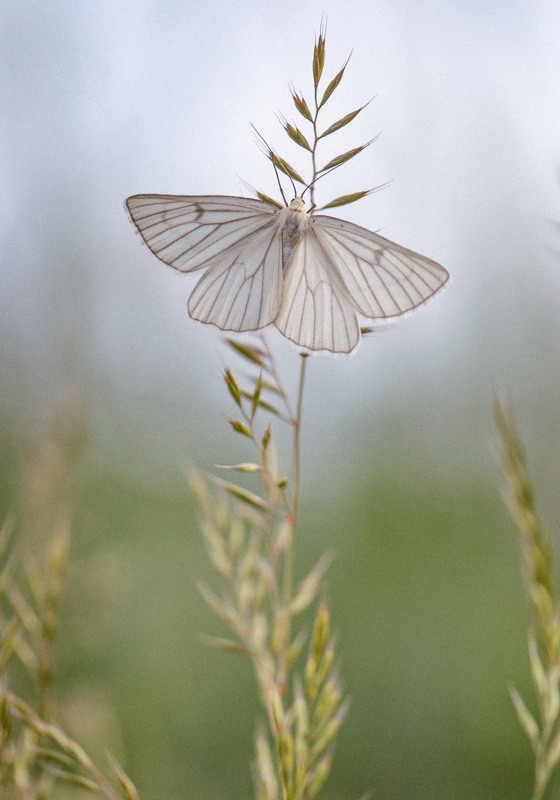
256,26,376,211
495,398,560,800
0,517,139,799
0,402,138,800
191,335,347,800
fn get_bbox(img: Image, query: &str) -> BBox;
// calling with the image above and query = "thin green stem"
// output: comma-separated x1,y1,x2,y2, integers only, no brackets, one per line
276,352,308,702
309,85,321,208
260,334,295,422
283,351,308,609
292,352,308,528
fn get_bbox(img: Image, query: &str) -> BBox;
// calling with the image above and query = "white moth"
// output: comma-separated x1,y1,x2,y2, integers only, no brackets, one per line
126,194,449,354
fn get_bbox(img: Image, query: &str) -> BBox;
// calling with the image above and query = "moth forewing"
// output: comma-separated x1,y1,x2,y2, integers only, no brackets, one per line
126,195,280,273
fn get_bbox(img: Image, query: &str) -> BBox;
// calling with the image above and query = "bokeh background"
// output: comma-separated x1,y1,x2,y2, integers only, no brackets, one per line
2,0,560,798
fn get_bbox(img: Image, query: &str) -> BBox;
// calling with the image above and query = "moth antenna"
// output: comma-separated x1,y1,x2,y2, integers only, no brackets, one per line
301,165,340,199
276,164,290,206
282,162,297,200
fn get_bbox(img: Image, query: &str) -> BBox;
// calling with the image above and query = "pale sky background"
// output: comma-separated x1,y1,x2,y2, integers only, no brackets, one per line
2,0,560,496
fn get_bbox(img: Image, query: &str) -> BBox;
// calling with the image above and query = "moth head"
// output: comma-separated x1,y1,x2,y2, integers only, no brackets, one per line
288,197,306,213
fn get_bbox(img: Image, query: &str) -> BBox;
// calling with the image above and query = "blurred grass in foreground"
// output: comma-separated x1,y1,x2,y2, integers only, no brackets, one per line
0,392,540,798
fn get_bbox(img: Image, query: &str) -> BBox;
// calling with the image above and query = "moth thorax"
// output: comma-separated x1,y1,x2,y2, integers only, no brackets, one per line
282,198,307,233
281,199,307,268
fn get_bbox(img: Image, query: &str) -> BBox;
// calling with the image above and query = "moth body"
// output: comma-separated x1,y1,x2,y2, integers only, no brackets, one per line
280,197,309,268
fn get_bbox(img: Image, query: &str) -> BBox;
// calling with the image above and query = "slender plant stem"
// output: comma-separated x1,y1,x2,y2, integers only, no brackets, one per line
309,85,321,209
261,335,295,422
282,353,308,623
292,352,308,529
276,351,308,700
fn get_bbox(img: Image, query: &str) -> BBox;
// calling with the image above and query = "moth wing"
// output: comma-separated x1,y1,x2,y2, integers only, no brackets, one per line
188,225,283,331
274,228,360,354
311,214,449,317
126,194,279,273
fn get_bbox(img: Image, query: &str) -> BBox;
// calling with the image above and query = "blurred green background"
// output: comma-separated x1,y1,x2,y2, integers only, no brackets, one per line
2,0,560,798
